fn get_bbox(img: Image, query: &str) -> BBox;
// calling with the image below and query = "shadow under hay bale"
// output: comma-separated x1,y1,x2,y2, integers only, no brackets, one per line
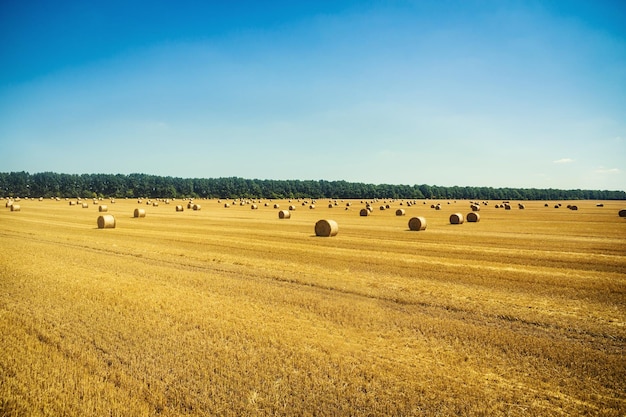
315,219,338,237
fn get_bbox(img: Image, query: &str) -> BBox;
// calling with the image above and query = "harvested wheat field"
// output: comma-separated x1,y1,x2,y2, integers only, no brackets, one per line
1,198,625,416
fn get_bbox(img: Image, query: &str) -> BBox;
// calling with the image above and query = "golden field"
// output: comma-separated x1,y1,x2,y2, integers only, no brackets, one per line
1,197,625,416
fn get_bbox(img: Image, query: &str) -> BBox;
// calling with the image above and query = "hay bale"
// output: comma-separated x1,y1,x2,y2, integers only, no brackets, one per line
408,216,427,231
309,204,315,209
289,205,296,211
569,205,578,211
278,210,291,219
274,204,280,209
619,209,626,217
193,204,201,211
153,202,159,207
328,203,334,208
10,204,21,212
176,205,184,212
224,203,230,208
467,212,480,222
97,214,116,229
449,213,464,224
504,203,511,210
251,204,258,210
470,204,480,212
69,201,76,206
98,205,108,212
596,203,604,207
359,208,370,216
315,219,339,237
518,203,525,209
396,209,406,216
82,203,89,208
133,208,146,218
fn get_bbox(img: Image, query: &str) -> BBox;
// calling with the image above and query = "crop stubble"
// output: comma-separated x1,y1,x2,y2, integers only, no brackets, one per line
0,198,625,416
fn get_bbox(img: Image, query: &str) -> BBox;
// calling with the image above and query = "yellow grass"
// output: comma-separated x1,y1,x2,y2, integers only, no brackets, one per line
1,198,625,416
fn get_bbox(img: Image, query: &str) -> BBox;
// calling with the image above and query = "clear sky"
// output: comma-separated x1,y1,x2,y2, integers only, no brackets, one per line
1,1,625,190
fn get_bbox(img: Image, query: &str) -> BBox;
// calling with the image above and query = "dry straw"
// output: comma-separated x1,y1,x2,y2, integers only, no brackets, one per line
134,208,146,218
97,214,116,229
278,210,291,219
315,219,339,237
408,216,427,231
450,213,464,224
467,212,480,222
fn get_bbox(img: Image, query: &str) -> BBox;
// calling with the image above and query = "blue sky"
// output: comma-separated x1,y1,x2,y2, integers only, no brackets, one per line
1,1,625,190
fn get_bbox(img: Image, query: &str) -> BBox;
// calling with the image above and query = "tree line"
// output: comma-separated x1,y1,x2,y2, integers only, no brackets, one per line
1,171,624,201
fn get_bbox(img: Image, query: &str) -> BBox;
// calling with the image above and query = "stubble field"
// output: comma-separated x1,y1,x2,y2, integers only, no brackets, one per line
1,197,625,416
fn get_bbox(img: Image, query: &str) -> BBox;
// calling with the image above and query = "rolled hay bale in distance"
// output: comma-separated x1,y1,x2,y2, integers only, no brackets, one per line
176,205,184,212
99,205,108,212
153,202,159,207
251,204,258,210
193,204,201,211
274,204,280,209
396,209,406,216
309,204,316,209
315,219,339,237
289,205,296,211
569,205,578,211
359,208,370,216
278,209,291,219
518,203,525,209
133,208,146,218
450,213,464,224
10,204,21,212
408,216,427,231
470,204,480,212
82,203,89,208
97,214,116,229
224,203,230,208
467,212,480,222
619,209,626,217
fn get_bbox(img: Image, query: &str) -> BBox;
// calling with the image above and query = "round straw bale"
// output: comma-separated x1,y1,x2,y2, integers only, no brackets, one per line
396,209,406,216
251,204,258,209
467,212,480,222
408,216,427,231
518,203,525,209
315,219,339,237
193,204,201,211
274,204,280,209
133,208,146,218
10,204,21,212
328,203,334,208
153,202,159,207
449,213,464,224
569,205,578,211
224,203,230,208
309,204,315,209
504,203,511,210
69,201,76,206
278,209,291,219
6,200,13,208
379,206,386,211
470,204,480,212
97,214,116,229
176,205,184,212
82,203,89,208
619,209,626,217
289,205,296,210
99,205,108,212
360,208,370,216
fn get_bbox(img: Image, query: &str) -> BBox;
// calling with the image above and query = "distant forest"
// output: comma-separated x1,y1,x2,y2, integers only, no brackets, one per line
1,171,625,201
